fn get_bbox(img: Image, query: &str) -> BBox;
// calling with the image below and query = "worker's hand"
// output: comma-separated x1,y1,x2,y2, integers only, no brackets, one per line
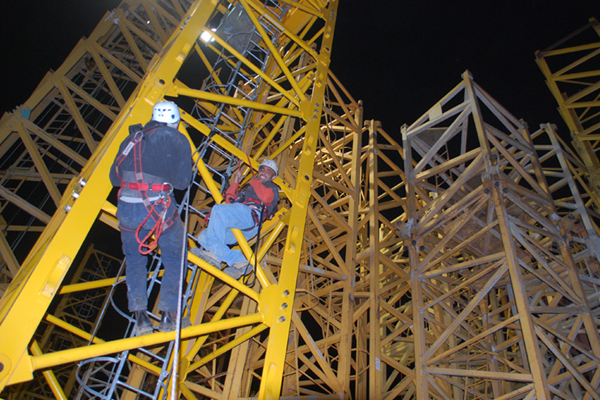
232,170,242,184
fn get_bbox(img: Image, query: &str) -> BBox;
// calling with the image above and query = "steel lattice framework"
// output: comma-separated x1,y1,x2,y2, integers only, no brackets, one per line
402,71,600,399
536,17,600,212
0,0,194,294
1,1,600,399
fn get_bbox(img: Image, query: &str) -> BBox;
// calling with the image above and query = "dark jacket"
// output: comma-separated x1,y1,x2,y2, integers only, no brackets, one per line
110,121,192,199
225,177,280,219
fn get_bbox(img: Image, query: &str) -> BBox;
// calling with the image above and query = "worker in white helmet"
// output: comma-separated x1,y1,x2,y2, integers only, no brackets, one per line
110,100,192,336
192,159,280,279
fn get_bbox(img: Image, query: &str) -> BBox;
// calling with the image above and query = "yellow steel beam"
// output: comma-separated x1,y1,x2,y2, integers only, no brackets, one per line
0,231,19,277
171,85,303,118
246,1,319,60
367,120,383,398
55,77,98,153
29,341,67,400
15,123,62,206
188,324,268,370
20,119,88,167
203,29,303,107
536,18,600,210
239,0,307,103
257,0,339,398
32,314,265,371
62,78,119,121
337,100,362,397
45,314,160,375
0,1,175,285
0,184,52,224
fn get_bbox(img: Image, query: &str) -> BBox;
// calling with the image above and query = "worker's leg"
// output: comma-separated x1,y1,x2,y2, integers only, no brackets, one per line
157,215,186,312
117,201,151,312
198,203,257,266
223,223,259,266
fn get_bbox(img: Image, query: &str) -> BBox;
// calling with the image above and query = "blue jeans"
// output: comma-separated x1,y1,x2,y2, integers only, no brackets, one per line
198,203,258,266
117,198,186,312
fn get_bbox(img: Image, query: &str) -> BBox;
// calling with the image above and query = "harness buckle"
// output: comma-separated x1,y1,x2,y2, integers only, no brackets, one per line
159,182,174,198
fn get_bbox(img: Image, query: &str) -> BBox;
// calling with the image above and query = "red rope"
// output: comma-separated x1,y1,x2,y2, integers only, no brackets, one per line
245,154,255,177
136,195,172,255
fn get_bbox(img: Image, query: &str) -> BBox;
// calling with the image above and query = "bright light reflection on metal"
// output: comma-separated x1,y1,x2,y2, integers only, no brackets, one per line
200,28,216,43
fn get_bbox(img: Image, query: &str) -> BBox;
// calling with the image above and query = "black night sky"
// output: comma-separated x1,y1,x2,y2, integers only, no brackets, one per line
0,1,598,141
332,1,598,139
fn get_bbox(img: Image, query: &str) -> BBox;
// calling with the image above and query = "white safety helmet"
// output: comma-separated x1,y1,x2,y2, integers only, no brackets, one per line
152,101,180,124
259,159,278,176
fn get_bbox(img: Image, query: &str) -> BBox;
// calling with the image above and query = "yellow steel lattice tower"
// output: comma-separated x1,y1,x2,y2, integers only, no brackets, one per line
401,70,600,399
2,1,600,399
0,0,359,398
536,17,600,211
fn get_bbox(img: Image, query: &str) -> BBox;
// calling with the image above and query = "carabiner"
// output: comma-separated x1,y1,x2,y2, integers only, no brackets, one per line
159,182,174,199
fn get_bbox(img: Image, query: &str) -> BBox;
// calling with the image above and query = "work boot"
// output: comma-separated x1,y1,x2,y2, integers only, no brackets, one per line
190,247,220,268
159,311,192,332
134,309,154,336
223,262,253,280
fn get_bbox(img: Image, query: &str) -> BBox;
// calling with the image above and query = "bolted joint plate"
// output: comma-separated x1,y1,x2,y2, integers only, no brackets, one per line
0,352,34,387
299,100,315,123
258,284,279,325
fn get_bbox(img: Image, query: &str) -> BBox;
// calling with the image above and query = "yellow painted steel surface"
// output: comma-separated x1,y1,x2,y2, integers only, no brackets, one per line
536,18,600,212
1,1,600,399
401,71,600,399
0,0,356,398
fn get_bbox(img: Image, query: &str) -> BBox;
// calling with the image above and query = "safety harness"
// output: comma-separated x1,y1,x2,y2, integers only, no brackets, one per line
230,183,276,231
243,198,269,229
114,126,177,255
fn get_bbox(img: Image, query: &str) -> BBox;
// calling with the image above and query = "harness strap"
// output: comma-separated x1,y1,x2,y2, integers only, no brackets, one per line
246,154,255,177
115,125,177,253
121,182,172,191
246,197,273,220
240,209,261,232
